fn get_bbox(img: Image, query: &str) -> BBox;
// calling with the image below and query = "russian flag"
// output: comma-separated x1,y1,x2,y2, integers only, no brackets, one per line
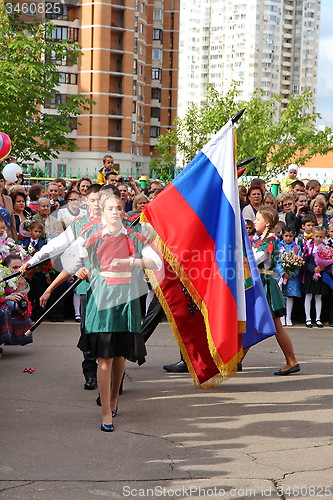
143,120,275,385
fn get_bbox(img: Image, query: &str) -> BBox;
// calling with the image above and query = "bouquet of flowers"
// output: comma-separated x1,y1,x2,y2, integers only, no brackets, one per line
313,245,333,280
281,251,304,276
0,239,30,263
0,263,20,297
279,251,304,291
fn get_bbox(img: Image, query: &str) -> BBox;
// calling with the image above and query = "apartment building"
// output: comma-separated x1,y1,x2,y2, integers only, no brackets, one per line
178,0,321,119
24,0,179,177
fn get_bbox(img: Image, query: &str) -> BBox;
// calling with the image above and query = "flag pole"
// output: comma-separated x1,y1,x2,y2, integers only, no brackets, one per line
0,259,51,283
24,276,82,336
232,108,246,124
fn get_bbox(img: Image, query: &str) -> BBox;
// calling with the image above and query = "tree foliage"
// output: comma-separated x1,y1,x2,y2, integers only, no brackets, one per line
151,83,333,180
0,5,94,162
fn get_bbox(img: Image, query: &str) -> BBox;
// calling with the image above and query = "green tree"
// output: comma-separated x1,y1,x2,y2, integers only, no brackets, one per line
0,5,94,162
151,83,333,179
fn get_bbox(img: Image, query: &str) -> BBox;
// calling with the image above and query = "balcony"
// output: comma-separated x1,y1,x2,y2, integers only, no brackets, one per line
111,0,125,10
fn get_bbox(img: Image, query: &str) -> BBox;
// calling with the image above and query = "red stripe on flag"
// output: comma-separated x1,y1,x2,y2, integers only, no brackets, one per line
144,184,239,367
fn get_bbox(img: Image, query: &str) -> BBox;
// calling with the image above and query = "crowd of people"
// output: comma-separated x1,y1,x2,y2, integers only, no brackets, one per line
0,155,164,354
0,155,331,430
242,167,333,328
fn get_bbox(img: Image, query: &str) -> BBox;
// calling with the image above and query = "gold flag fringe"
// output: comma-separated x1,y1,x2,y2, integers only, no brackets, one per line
141,213,244,387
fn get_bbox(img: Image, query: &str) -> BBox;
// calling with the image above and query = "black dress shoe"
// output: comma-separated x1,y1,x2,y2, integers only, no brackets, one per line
163,360,188,373
237,362,243,372
84,376,97,390
274,363,300,376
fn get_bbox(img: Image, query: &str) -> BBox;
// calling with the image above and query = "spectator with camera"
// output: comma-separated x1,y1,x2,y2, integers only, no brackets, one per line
0,254,33,350
46,182,65,212
285,191,310,235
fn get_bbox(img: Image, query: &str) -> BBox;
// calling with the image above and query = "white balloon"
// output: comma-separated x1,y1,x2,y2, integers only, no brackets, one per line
2,163,22,182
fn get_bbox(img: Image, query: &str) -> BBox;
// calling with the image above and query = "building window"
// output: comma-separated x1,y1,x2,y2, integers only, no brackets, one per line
45,51,77,66
57,164,67,177
44,94,67,109
153,29,163,41
57,72,78,85
151,87,161,100
45,162,52,176
150,126,160,138
133,82,137,96
51,26,78,42
68,118,77,131
152,68,162,80
151,107,160,119
132,121,136,134
46,3,68,20
153,8,163,21
152,48,162,62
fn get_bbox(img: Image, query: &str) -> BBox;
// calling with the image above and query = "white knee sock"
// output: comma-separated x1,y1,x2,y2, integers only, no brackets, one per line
286,297,293,323
304,294,312,322
315,294,322,322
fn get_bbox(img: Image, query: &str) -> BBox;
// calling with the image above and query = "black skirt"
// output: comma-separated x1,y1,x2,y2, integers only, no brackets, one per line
302,273,329,296
77,330,146,364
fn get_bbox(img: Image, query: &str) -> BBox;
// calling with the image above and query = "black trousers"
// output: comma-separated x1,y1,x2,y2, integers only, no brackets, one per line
80,294,98,379
141,294,165,343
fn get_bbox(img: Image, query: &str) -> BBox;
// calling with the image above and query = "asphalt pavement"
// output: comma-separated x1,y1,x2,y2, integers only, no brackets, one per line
0,321,332,500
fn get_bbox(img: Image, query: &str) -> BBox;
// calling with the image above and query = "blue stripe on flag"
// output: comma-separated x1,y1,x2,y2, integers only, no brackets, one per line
173,152,237,300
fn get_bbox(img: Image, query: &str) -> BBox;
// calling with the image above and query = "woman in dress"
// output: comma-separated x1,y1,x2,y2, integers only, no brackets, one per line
75,194,160,431
252,207,300,375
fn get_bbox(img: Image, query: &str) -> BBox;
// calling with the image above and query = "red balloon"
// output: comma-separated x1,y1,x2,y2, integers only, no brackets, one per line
0,132,12,161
